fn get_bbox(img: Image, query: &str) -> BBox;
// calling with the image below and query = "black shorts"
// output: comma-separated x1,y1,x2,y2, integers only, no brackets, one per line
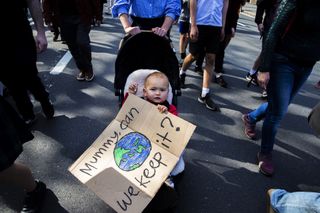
189,25,221,55
179,21,190,34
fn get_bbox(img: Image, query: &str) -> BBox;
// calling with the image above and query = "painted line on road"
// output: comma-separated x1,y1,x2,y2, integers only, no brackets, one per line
237,22,246,27
50,51,72,75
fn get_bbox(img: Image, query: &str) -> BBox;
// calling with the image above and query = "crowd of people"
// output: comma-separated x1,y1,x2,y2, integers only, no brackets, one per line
1,0,320,212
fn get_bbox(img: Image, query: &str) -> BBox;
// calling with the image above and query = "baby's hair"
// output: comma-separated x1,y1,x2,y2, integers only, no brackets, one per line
144,71,169,87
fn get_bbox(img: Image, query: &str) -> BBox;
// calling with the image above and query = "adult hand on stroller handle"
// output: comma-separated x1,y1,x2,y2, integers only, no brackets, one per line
140,29,169,40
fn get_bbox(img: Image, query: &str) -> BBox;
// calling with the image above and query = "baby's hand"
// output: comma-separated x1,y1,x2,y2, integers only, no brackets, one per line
157,105,168,113
128,83,138,94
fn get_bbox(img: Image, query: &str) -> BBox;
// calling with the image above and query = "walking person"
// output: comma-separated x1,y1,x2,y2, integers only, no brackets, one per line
1,0,54,124
112,0,181,38
43,0,102,81
242,0,320,176
246,0,279,98
179,0,229,111
0,95,47,213
213,0,247,88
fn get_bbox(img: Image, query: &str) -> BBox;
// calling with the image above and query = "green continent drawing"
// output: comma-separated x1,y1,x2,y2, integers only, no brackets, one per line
113,132,152,171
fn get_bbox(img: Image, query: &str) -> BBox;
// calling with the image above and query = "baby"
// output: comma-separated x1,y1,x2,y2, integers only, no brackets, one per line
128,71,184,188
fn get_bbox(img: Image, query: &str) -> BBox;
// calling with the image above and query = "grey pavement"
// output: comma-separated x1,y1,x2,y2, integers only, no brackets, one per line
1,4,320,213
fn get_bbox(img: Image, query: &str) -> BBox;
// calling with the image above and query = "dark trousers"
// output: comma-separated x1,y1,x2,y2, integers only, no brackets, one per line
60,15,93,72
0,63,49,120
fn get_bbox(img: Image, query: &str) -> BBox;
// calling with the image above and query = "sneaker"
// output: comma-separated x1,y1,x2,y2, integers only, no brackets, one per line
242,114,256,139
261,89,268,99
76,71,85,81
21,180,47,213
40,100,54,119
85,70,95,82
179,73,186,89
257,152,274,176
214,76,228,88
267,189,276,213
245,73,257,86
198,94,220,111
165,176,175,189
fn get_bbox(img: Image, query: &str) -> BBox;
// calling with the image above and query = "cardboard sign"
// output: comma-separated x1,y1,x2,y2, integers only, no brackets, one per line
69,94,196,213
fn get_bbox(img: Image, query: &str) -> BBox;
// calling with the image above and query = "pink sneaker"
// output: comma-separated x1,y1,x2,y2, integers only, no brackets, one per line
242,114,256,139
257,152,274,176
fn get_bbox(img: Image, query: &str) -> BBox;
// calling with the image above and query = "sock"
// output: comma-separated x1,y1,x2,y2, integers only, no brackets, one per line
249,69,256,75
201,88,210,97
180,69,186,76
181,52,186,60
216,73,222,78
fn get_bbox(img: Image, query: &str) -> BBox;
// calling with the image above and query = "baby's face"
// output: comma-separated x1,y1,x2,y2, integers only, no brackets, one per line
143,76,169,104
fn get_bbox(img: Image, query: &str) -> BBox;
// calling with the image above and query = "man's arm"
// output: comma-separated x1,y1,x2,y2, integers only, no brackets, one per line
189,0,198,41
26,0,47,53
220,0,229,40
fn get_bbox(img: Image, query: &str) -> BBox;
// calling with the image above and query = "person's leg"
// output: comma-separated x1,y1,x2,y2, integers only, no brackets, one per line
26,64,54,119
76,21,94,81
195,50,205,75
248,102,268,123
1,76,35,122
214,34,232,88
0,163,36,192
269,189,320,213
259,55,313,175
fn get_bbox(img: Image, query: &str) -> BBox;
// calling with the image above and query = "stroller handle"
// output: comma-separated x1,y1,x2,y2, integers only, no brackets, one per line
139,30,170,40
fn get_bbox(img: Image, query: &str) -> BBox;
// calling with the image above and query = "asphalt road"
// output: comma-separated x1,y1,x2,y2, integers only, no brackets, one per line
1,4,319,213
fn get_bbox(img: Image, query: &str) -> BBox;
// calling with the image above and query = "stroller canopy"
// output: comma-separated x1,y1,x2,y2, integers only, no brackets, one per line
114,32,180,91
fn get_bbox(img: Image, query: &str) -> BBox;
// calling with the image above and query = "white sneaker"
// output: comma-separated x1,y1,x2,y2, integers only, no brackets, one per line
165,176,175,189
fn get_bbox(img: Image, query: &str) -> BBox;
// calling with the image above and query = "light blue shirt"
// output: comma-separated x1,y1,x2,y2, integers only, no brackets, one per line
112,0,181,21
196,0,224,26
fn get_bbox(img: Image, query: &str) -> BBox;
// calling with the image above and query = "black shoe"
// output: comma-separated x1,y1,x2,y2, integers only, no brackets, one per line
40,100,54,119
245,73,257,86
214,76,228,88
180,73,186,89
21,180,47,213
198,94,220,111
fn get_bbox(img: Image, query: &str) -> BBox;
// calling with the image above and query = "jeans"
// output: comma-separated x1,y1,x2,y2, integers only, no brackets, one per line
270,189,320,213
248,102,268,123
260,53,314,154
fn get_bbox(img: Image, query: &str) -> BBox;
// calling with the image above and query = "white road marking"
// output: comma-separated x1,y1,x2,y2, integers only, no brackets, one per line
50,51,72,75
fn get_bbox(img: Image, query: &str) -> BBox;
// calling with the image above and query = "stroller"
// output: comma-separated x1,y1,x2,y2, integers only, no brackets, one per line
114,32,181,107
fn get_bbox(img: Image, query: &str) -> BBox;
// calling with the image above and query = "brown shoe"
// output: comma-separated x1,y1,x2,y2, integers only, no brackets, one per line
257,152,274,176
242,114,256,139
77,70,85,81
85,70,95,82
267,189,275,213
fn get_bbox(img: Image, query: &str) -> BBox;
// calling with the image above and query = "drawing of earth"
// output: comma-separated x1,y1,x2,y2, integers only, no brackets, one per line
114,132,152,171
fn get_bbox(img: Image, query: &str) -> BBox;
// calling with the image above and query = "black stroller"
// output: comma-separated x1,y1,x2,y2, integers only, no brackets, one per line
114,32,181,107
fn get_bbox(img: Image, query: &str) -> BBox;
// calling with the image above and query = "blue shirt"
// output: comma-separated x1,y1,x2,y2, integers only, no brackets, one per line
112,0,181,21
196,0,224,26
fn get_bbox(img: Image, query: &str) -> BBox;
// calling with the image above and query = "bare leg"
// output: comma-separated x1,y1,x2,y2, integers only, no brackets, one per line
0,163,36,192
203,53,215,88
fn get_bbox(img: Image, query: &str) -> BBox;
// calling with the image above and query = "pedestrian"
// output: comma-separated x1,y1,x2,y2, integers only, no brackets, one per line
111,0,181,38
245,0,279,98
265,103,320,213
43,0,103,82
1,0,54,125
243,0,320,176
179,0,229,111
0,95,47,213
178,0,190,66
213,0,247,88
